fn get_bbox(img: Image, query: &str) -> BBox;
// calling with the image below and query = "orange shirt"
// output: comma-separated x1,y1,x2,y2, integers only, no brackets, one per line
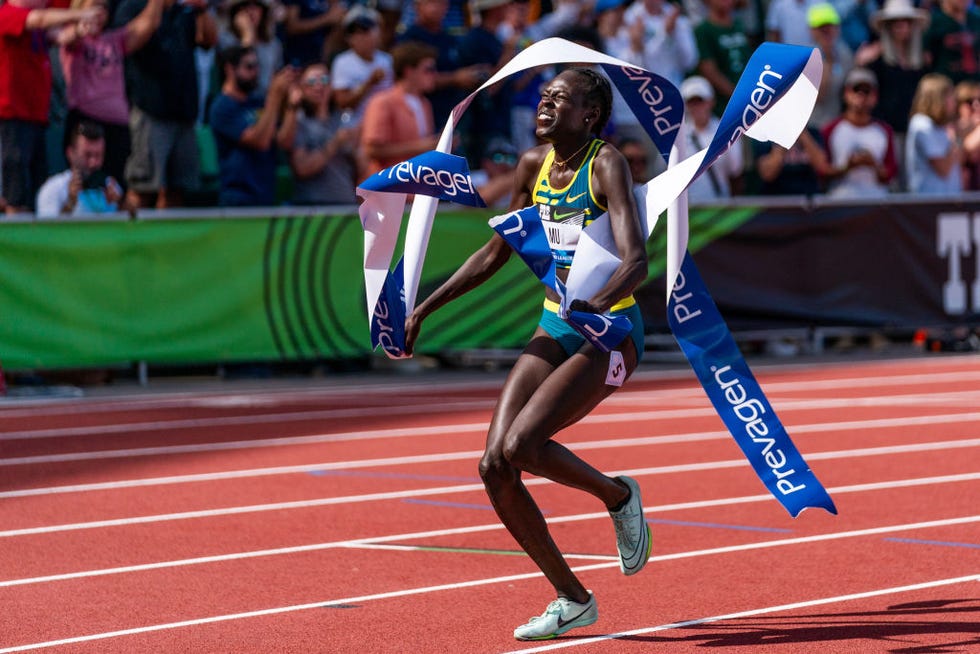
360,85,435,178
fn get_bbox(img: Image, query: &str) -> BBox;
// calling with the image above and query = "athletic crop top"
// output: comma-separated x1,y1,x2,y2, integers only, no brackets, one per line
532,139,608,269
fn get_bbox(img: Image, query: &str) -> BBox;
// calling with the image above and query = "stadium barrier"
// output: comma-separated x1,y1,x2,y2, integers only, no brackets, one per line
0,194,977,373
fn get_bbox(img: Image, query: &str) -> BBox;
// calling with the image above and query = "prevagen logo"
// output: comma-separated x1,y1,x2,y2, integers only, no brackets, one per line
728,63,784,149
360,150,486,207
617,65,681,138
385,160,475,199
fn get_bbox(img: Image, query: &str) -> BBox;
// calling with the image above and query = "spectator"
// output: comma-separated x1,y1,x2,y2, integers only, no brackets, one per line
360,41,440,178
458,0,516,163
623,0,698,87
330,5,393,126
619,138,650,188
694,0,752,112
469,135,517,207
753,127,834,195
679,75,744,199
112,0,218,209
36,120,134,217
398,0,491,129
854,0,928,159
57,0,164,190
0,0,102,214
218,0,282,95
923,0,980,84
836,0,878,52
821,67,898,197
765,0,817,46
289,62,360,205
280,0,344,67
954,80,980,189
209,45,300,206
807,2,854,129
906,72,962,194
373,0,402,51
611,0,697,176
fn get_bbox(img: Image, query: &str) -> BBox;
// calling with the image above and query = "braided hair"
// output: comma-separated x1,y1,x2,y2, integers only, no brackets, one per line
567,67,613,137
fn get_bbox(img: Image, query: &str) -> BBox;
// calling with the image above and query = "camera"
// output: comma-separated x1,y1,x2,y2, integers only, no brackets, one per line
81,170,108,190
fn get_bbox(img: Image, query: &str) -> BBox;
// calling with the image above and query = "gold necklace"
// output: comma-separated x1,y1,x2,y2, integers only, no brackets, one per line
550,139,592,172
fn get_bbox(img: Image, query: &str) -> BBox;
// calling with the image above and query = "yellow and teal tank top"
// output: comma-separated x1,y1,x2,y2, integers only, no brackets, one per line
532,139,608,269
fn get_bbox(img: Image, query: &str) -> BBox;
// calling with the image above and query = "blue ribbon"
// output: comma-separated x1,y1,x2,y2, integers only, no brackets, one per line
669,253,837,516
489,207,633,352
357,40,836,516
359,150,486,208
370,257,408,358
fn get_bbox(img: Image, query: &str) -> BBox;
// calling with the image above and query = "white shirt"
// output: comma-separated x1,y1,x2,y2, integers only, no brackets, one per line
36,170,118,219
765,0,818,47
622,2,698,88
906,113,962,195
330,49,394,124
824,116,894,198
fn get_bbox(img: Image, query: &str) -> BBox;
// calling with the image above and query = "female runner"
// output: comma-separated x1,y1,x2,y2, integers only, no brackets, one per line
404,66,651,641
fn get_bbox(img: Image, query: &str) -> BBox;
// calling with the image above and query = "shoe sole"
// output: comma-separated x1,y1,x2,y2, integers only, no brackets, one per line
615,476,651,575
515,612,599,641
621,521,652,576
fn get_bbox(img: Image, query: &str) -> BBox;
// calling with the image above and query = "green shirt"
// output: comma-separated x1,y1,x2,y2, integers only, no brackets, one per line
923,8,980,83
694,18,752,88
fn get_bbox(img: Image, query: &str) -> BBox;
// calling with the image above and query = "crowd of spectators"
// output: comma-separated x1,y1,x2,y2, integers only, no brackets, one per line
5,0,980,217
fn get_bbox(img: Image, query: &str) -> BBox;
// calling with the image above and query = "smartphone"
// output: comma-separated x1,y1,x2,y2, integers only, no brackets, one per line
82,170,108,190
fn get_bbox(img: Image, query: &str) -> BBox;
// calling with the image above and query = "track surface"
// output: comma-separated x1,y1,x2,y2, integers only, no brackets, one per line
1,354,978,653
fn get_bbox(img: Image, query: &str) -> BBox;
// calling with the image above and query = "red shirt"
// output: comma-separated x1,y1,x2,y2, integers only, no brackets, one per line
0,4,52,123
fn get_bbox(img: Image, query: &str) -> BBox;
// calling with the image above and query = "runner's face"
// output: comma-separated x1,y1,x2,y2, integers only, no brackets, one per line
536,73,593,142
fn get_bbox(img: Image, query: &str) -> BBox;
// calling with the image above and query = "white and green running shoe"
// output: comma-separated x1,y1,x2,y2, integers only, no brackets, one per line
513,592,598,641
609,475,651,575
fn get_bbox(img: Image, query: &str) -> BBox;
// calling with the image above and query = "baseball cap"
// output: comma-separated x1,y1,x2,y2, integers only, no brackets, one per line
844,67,878,89
343,5,380,32
680,76,714,102
807,3,840,28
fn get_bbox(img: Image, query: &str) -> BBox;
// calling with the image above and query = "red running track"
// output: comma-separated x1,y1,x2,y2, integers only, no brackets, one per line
0,354,978,653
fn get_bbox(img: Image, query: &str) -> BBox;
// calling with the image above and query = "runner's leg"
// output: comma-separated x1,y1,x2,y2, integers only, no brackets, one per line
480,329,639,601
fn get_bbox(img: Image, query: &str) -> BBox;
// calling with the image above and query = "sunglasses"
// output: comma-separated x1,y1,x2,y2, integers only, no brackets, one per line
304,74,331,86
849,84,875,95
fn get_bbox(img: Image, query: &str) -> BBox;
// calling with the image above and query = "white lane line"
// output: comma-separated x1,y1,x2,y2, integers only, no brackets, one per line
3,511,976,590
4,404,980,468
0,466,980,538
501,574,980,653
3,430,979,498
1,358,975,419
0,399,495,441
16,484,980,589
1,520,977,653
2,367,979,441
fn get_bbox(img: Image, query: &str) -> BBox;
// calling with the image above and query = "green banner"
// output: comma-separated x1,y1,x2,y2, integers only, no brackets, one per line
0,206,758,371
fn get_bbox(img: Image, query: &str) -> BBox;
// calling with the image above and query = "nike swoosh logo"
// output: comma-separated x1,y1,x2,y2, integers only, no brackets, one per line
553,209,581,221
556,604,592,628
567,191,587,202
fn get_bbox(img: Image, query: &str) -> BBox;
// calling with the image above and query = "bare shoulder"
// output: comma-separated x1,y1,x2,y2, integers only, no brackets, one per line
513,143,551,190
593,141,633,196
517,144,551,172
594,140,628,168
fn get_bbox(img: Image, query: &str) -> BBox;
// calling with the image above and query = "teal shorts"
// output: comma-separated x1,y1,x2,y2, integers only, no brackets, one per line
539,302,644,361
